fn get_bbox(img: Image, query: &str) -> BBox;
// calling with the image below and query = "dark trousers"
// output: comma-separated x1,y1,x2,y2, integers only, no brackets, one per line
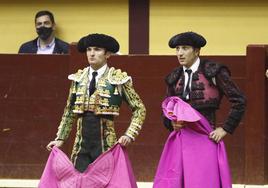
74,112,102,172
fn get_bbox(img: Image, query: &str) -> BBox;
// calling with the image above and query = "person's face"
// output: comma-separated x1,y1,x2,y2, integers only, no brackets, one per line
35,15,55,30
86,47,111,70
176,45,200,68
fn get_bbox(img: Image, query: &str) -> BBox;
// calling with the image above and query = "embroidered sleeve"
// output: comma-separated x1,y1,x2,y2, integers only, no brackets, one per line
55,81,78,140
163,67,183,131
121,80,146,141
216,67,246,134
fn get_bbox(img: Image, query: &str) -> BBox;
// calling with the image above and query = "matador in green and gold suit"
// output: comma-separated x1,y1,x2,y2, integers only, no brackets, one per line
48,33,146,172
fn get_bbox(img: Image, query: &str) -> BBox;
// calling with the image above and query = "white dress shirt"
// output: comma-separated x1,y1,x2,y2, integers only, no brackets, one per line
183,58,200,99
87,64,107,94
37,38,55,54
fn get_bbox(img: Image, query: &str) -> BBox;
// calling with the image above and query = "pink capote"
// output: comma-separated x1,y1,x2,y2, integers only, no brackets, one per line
153,96,232,188
38,144,137,188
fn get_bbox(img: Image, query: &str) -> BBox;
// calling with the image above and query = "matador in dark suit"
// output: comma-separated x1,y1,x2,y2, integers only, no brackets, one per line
164,31,246,142
47,33,146,172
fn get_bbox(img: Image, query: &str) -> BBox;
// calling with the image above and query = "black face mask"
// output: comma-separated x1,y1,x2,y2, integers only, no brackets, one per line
36,26,53,40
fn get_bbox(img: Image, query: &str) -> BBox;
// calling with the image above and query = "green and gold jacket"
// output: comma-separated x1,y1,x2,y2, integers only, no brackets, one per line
55,66,146,143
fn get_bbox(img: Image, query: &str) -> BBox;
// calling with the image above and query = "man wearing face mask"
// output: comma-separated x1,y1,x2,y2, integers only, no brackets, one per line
18,10,69,54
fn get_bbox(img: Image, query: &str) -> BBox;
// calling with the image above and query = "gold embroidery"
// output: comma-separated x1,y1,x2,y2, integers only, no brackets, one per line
57,66,146,147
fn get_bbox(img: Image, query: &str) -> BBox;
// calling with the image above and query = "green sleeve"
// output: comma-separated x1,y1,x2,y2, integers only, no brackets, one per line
121,80,146,141
55,81,78,140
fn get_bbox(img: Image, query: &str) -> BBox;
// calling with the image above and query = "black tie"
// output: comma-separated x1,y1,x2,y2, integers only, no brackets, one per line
89,71,98,96
182,69,192,99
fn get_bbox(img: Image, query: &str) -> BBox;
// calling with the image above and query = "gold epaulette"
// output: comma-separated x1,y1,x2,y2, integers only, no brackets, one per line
108,67,131,85
68,67,89,82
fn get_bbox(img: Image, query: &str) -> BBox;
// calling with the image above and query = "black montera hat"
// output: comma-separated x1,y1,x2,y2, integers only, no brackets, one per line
168,31,207,48
77,33,120,53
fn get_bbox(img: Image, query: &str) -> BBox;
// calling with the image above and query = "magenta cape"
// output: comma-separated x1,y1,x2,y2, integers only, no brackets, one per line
153,97,232,188
38,144,137,188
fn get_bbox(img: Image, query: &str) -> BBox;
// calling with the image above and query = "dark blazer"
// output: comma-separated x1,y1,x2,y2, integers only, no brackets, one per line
164,59,246,134
18,37,69,54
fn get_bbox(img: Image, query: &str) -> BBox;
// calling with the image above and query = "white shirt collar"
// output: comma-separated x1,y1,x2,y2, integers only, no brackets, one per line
37,37,55,48
183,57,200,73
37,38,55,54
89,64,107,79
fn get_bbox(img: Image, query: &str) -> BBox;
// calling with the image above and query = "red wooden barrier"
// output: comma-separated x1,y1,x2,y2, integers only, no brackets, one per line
0,44,267,184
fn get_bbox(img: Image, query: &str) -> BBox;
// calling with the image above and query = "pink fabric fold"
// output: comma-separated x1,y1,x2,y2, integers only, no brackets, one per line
153,96,232,188
38,144,137,188
162,96,201,122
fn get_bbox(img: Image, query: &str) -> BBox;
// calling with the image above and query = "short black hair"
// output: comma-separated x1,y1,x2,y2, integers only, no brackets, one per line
35,10,55,24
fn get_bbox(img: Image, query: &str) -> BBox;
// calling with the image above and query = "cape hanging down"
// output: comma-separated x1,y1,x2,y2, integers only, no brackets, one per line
38,144,137,188
153,96,232,188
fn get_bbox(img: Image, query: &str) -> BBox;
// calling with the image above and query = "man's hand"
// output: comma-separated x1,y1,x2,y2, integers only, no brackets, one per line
46,140,64,151
171,121,185,131
118,135,132,147
209,127,227,143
